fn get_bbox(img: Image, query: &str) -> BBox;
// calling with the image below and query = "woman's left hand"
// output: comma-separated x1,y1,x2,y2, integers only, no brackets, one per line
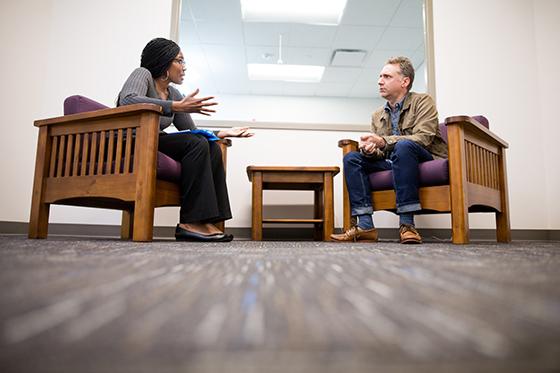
217,127,254,138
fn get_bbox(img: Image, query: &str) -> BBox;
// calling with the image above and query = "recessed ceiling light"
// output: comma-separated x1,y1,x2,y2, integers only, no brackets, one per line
240,0,348,25
248,63,324,82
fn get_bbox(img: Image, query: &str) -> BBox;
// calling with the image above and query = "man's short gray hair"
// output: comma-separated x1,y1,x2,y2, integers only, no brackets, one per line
386,56,415,92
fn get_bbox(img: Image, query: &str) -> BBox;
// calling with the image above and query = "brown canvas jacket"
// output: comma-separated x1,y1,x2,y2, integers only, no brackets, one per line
371,92,448,159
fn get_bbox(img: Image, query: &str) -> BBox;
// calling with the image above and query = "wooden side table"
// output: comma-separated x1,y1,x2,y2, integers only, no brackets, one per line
246,166,340,241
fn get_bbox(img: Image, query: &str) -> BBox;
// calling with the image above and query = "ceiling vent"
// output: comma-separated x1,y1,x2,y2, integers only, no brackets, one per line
330,49,367,67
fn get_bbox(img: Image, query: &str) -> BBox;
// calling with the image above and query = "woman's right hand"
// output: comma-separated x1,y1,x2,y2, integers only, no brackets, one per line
172,89,218,115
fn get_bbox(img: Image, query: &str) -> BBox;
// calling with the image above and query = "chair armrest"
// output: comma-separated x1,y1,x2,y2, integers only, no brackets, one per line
216,139,232,171
217,138,232,147
34,104,162,127
338,139,359,155
445,115,508,149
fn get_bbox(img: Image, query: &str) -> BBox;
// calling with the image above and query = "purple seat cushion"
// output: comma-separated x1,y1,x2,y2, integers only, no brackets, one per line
369,158,449,191
472,115,489,128
63,95,181,182
64,95,108,114
157,152,181,182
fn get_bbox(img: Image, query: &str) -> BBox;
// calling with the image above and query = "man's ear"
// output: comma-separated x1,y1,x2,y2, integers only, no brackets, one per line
402,77,410,89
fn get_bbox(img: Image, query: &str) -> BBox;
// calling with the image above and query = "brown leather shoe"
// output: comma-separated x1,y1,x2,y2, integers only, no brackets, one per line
399,224,422,244
330,226,378,242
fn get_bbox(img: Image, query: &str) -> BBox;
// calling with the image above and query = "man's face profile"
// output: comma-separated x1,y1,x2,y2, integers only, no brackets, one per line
378,64,408,101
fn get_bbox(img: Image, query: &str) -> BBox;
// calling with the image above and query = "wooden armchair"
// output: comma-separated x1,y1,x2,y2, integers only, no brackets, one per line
28,101,231,242
338,116,511,244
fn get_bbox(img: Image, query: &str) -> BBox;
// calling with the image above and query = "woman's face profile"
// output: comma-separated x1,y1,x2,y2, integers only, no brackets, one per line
167,51,186,84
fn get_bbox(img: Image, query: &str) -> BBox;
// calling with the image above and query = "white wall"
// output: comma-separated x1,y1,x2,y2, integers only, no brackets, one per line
431,0,560,230
534,0,560,229
1,0,559,231
0,0,174,226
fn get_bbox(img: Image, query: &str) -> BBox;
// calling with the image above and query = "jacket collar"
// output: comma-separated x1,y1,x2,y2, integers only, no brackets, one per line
381,92,413,122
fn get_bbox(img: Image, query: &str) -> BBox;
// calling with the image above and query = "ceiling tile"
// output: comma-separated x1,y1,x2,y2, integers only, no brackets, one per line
179,21,201,45
340,0,401,26
282,82,318,96
288,24,338,48
363,49,417,70
410,45,426,68
284,47,332,65
182,44,207,68
243,23,295,46
180,2,194,21
195,20,244,45
245,45,278,64
357,68,379,84
187,0,242,22
245,46,331,65
411,61,427,93
390,0,424,28
332,25,385,50
375,27,424,50
244,23,337,49
202,45,247,73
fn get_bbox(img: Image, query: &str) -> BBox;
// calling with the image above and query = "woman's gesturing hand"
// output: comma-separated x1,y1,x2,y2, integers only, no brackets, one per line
217,126,255,139
172,89,218,115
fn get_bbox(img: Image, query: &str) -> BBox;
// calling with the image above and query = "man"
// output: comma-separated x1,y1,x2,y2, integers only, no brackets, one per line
331,56,447,244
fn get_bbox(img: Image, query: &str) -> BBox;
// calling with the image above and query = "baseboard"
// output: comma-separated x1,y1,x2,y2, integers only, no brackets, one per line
2,221,560,241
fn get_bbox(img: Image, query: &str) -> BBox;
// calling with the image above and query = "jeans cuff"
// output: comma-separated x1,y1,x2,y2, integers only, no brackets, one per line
351,206,374,216
397,202,421,214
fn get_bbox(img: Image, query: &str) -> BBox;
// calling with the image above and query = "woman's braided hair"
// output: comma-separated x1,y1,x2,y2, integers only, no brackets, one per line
140,38,180,79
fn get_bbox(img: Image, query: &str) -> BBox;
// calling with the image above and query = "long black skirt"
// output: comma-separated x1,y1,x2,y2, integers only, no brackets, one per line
158,133,232,224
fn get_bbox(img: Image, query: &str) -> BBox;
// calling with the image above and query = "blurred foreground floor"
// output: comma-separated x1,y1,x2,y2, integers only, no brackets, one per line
1,235,559,372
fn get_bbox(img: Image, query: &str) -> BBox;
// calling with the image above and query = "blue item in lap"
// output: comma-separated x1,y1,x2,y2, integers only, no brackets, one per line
171,129,220,141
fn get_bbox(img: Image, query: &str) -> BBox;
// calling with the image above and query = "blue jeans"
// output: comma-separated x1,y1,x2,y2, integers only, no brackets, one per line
343,140,434,216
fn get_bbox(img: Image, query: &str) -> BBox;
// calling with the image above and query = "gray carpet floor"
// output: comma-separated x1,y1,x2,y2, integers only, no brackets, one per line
1,235,559,372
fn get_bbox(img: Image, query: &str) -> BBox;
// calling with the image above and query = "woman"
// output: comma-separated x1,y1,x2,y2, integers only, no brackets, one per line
118,38,252,242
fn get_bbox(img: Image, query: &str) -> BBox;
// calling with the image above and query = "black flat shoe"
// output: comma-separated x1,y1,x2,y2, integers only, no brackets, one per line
175,225,226,242
215,234,234,242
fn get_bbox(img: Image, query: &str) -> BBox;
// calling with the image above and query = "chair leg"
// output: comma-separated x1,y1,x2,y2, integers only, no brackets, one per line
121,210,134,240
496,210,511,243
313,188,324,240
132,193,155,242
251,171,263,241
323,173,335,241
450,204,469,244
29,126,51,239
496,149,511,243
28,201,50,239
132,206,154,242
342,177,352,232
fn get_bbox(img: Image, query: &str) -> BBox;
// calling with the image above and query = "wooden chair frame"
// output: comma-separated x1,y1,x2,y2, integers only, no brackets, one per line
28,104,231,242
338,116,511,244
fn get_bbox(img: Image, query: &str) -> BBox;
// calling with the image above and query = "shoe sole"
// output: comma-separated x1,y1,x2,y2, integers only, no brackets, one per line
330,239,378,243
175,234,234,242
400,238,422,244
